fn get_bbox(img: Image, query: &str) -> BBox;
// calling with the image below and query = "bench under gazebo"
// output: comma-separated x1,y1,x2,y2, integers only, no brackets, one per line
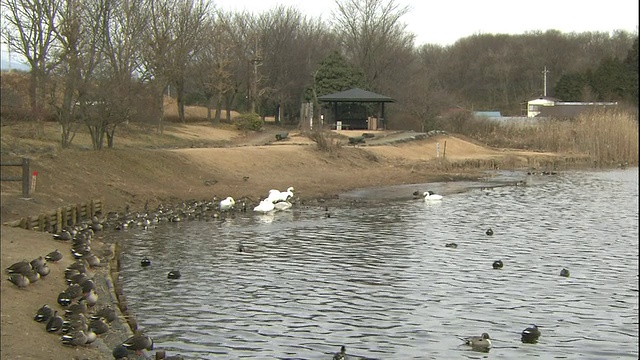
318,88,394,130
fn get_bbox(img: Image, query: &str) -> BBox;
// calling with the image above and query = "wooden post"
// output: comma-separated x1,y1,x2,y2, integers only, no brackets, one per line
443,141,447,158
76,203,83,223
21,157,30,198
38,214,45,231
56,208,62,232
61,207,68,228
71,206,77,225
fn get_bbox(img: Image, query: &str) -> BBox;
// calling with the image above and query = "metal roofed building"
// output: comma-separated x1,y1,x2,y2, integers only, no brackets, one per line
318,88,394,130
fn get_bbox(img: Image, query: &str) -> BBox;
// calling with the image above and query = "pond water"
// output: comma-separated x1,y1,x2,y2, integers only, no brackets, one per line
111,168,639,359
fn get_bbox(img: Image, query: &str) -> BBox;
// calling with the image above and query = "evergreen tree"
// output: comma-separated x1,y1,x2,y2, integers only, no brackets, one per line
623,37,638,106
554,73,587,101
307,51,368,100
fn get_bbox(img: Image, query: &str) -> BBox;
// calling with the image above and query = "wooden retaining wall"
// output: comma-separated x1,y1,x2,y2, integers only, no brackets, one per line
3,198,105,233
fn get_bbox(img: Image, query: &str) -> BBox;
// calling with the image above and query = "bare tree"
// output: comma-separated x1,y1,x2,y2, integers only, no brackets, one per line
167,0,210,123
58,0,109,149
139,0,177,134
256,6,332,123
100,0,147,147
2,0,60,131
190,15,234,123
218,10,257,120
331,0,414,89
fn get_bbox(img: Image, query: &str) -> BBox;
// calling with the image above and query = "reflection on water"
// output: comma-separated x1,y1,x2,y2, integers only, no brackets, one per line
112,169,639,359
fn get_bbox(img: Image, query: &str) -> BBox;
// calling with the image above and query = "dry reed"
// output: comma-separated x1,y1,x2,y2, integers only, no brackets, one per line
442,109,638,167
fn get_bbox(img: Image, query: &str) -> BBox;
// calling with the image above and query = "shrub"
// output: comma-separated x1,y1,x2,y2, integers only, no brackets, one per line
234,112,263,132
307,129,342,154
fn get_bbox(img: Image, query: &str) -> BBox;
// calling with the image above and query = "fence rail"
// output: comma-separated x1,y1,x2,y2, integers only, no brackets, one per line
0,157,31,197
3,198,105,233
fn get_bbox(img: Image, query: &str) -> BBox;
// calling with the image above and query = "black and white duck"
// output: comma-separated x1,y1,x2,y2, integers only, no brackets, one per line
89,317,110,335
58,290,72,306
53,230,73,241
6,259,31,275
45,249,63,263
119,333,154,355
8,273,30,288
34,304,54,322
61,329,88,346
46,311,64,333
95,306,117,323
521,324,541,343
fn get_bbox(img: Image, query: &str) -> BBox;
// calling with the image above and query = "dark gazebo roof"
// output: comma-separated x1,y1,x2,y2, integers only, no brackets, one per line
318,88,394,103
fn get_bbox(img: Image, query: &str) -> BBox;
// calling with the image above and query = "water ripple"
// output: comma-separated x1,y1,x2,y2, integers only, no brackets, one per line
111,168,639,359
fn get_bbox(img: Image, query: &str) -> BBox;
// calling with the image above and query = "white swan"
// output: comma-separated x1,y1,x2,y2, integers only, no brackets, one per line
267,186,294,203
253,199,275,213
273,201,292,211
423,191,443,201
220,197,235,211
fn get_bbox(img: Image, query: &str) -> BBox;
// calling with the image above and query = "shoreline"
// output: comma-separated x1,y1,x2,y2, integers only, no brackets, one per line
0,129,605,359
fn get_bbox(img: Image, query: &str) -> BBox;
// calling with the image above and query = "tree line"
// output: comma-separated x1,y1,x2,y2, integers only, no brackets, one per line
2,0,637,149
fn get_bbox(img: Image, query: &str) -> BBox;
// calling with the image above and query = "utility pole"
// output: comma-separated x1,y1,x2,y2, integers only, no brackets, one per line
542,66,550,96
249,37,261,114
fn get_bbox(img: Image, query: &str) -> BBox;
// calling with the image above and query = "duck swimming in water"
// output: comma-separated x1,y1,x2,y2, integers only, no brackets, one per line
521,324,541,343
332,345,346,360
458,332,492,351
492,260,503,269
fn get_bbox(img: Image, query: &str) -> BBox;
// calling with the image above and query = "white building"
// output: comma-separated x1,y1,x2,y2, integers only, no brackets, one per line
525,96,559,117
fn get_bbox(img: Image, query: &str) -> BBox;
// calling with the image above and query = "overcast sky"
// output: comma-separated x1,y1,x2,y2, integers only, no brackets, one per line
2,0,638,70
212,0,639,46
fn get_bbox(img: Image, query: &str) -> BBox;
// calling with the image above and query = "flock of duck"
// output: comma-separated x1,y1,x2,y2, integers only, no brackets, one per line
4,214,161,358
5,185,301,358
407,188,570,354
7,182,568,358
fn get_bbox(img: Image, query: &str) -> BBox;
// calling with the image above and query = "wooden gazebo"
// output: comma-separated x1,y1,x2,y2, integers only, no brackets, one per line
318,88,394,130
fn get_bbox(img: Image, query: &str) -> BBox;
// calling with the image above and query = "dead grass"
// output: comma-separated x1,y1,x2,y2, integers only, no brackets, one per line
438,109,639,166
